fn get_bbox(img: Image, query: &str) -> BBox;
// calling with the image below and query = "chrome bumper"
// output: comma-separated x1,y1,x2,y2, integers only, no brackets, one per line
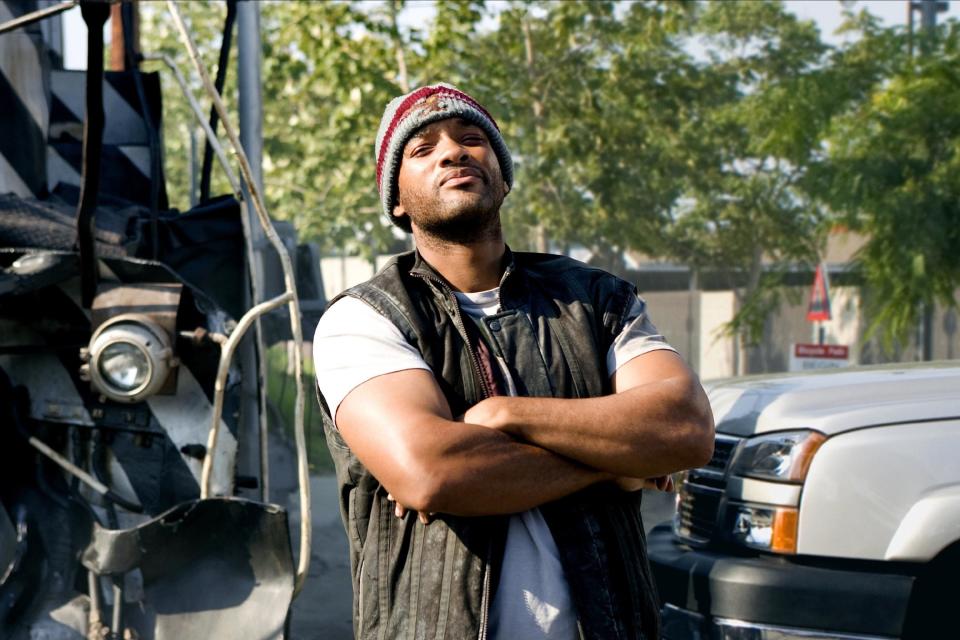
662,604,895,640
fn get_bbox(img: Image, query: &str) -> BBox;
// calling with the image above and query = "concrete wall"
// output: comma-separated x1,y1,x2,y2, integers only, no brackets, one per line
698,291,737,380
319,255,394,302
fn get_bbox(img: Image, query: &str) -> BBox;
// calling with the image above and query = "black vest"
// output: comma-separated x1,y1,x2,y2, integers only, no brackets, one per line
320,249,660,640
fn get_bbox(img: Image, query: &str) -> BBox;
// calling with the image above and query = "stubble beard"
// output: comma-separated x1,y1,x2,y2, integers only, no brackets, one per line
401,175,507,246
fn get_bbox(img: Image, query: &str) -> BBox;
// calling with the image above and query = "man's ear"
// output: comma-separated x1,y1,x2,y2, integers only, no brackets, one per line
391,202,406,220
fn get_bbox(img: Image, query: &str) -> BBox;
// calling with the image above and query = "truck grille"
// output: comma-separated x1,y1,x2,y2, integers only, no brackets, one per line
673,434,742,544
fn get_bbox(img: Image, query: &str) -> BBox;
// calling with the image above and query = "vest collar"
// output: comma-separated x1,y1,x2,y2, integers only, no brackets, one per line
407,245,517,292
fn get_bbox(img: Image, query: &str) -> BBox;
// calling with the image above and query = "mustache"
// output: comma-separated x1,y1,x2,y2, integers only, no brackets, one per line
438,163,488,187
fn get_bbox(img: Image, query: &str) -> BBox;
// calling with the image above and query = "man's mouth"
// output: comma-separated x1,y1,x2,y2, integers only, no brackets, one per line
440,167,484,187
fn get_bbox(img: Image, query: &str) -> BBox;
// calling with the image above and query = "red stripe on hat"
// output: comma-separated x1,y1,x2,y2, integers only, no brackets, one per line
376,86,438,190
376,86,502,190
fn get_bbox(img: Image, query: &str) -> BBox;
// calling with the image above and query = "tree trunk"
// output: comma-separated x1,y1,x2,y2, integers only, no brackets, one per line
388,0,410,93
522,18,550,253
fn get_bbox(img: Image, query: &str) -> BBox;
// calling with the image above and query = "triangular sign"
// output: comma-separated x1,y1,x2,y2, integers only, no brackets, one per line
807,263,831,322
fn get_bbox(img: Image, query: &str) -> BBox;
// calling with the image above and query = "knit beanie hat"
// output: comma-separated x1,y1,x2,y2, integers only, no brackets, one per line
375,83,514,227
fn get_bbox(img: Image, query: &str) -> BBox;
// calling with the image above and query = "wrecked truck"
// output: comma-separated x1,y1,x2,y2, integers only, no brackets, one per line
0,1,320,638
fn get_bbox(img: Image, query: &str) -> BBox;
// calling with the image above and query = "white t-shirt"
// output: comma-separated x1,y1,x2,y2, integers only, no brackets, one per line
313,288,675,639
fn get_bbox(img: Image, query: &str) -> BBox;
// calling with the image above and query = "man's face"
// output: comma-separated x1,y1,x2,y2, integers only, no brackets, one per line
393,117,508,242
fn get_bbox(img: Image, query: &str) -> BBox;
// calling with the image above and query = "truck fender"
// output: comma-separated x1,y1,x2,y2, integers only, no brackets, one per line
885,485,960,562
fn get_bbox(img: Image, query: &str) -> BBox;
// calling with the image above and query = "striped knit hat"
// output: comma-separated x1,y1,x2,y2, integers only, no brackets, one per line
375,83,513,227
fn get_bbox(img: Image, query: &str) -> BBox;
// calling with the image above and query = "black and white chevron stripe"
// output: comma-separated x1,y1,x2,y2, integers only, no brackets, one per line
0,0,50,199
0,0,166,207
47,69,166,207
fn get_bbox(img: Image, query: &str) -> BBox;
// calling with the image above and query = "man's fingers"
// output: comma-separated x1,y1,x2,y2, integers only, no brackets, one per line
387,494,407,517
386,492,433,522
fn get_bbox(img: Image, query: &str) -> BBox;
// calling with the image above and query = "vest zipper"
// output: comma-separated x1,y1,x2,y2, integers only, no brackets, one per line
477,541,492,640
410,271,493,639
410,272,491,399
357,558,365,625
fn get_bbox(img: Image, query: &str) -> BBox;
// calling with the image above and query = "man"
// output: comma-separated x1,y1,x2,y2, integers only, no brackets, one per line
314,83,714,640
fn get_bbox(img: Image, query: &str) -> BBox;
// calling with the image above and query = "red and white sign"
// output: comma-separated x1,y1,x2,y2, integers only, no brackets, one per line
790,343,849,371
794,344,848,359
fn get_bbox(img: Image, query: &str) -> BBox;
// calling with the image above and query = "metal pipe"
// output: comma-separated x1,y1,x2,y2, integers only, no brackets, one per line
26,436,142,512
200,291,292,498
200,0,238,203
111,580,123,637
188,124,198,208
0,0,75,36
87,571,104,634
76,2,110,308
141,53,242,196
168,0,310,597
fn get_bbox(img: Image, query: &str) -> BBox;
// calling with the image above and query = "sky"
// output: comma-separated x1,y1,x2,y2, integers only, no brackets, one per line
62,1,960,68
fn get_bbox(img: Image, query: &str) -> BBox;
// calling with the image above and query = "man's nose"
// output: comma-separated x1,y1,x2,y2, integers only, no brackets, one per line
437,137,469,165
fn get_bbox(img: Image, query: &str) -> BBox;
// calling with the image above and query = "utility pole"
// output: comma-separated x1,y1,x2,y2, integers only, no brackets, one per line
909,0,949,55
908,1,948,360
236,0,270,500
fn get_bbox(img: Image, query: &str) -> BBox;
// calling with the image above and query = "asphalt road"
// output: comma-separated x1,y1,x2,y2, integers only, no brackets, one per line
286,475,677,640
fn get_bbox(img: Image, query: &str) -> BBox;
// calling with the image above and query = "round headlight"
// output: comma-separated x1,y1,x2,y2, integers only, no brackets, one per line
85,315,173,403
98,342,151,391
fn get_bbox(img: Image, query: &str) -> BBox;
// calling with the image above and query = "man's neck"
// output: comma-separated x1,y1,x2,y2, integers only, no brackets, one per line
413,231,506,293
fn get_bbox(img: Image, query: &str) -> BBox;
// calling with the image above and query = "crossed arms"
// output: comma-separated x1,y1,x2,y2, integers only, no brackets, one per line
335,349,714,517
336,350,713,516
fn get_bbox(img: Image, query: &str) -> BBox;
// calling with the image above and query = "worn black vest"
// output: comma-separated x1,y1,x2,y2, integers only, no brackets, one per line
320,249,660,640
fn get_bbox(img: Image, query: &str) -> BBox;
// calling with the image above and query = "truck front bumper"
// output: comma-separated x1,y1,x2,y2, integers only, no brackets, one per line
648,524,916,640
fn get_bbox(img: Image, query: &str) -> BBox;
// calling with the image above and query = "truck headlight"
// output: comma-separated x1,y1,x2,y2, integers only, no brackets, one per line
729,430,826,483
82,315,174,403
730,504,799,553
99,342,151,390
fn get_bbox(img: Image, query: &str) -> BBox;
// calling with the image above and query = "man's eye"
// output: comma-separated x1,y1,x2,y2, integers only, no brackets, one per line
410,145,432,157
462,135,485,145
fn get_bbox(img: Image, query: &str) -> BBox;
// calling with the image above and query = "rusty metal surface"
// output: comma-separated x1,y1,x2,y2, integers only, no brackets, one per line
90,283,182,336
82,497,294,640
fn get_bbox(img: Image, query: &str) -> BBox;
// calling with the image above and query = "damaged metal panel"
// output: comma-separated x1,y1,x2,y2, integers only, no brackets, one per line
82,497,294,639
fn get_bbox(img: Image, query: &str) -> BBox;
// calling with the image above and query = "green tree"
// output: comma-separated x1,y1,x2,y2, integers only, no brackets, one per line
141,2,415,259
817,19,960,347
258,1,406,259
139,1,238,210
435,1,698,261
665,1,870,366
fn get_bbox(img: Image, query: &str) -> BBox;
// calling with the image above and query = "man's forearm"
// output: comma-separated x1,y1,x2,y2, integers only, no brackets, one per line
335,369,610,516
404,417,608,515
465,369,714,478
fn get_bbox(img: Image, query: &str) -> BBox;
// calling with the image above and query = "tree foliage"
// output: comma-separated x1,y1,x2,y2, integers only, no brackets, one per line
816,20,960,346
666,1,846,346
138,0,960,348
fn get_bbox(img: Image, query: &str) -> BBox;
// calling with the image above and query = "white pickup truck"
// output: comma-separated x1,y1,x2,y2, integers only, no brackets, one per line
649,362,960,640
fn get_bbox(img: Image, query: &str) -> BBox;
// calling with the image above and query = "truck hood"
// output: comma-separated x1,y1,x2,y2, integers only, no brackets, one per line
706,362,960,437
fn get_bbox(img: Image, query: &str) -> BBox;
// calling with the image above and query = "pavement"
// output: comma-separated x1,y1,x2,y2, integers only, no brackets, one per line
287,475,354,640
286,475,677,640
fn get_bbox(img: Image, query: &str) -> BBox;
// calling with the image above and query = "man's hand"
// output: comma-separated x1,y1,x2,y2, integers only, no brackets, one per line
613,475,675,493
387,493,434,524
454,350,714,479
